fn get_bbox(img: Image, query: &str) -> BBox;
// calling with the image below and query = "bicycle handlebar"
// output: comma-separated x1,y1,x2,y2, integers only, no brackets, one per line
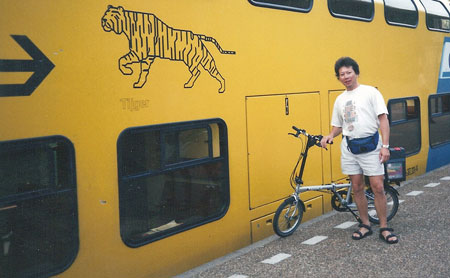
290,126,331,149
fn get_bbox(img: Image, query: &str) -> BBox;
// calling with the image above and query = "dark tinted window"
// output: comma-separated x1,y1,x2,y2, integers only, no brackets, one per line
117,119,230,246
420,0,450,32
384,0,418,27
429,93,450,147
328,0,374,21
388,97,421,155
249,0,313,12
0,136,78,278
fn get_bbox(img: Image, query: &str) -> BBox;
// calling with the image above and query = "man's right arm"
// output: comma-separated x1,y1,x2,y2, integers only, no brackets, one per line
320,126,342,148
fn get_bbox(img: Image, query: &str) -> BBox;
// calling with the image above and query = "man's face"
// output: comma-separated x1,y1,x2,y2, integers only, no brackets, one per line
338,66,359,90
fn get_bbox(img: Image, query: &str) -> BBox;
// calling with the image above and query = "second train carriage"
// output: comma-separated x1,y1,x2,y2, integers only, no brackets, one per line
1,0,450,277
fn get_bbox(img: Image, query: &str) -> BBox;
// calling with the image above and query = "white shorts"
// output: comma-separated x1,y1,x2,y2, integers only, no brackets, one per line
340,135,385,176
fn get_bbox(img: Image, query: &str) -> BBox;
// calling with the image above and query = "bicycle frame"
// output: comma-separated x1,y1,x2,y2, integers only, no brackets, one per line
289,127,362,221
295,183,351,198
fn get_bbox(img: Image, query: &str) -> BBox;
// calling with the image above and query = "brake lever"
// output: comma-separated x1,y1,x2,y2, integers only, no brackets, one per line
315,135,332,150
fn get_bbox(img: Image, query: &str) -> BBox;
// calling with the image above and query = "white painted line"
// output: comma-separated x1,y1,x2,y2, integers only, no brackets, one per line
399,200,405,204
334,221,358,229
424,182,440,188
406,191,423,196
368,210,377,216
301,236,328,245
228,275,249,278
440,176,450,181
261,253,291,265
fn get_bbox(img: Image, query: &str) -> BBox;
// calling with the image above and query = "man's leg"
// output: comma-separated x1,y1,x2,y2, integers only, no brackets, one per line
368,175,398,242
350,174,371,238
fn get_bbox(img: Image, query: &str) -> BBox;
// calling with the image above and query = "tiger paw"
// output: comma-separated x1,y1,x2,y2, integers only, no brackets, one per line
119,64,133,75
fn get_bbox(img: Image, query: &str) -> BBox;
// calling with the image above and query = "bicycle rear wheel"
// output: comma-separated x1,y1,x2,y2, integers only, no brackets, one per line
367,186,399,224
273,196,303,237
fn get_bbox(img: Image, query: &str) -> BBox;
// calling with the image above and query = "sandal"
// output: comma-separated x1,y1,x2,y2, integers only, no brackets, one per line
352,223,373,240
379,227,399,244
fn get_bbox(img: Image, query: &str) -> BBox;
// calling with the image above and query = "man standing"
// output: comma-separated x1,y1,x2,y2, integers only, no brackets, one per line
320,57,398,244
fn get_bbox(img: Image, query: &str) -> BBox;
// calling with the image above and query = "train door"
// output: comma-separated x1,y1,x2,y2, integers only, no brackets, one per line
328,90,347,182
246,92,323,209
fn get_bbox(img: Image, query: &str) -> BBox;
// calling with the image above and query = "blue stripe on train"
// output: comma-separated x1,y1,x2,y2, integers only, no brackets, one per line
427,37,450,172
427,144,450,172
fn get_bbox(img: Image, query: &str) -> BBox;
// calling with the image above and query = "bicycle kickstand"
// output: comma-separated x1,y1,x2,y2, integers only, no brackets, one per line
345,205,362,224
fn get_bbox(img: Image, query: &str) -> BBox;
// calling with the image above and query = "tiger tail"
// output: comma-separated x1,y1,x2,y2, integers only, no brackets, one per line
197,35,236,55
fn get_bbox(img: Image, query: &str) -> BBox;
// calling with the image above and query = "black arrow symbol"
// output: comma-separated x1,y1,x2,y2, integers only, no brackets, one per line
0,35,55,97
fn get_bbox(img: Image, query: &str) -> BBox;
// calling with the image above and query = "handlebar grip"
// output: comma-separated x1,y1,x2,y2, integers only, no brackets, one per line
292,126,301,132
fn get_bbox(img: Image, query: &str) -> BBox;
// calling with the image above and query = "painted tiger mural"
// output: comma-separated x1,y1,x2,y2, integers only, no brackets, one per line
101,5,235,93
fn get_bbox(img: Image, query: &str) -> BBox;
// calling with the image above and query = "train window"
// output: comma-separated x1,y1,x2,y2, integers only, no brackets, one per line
429,93,450,147
117,119,230,246
248,0,313,12
0,136,78,278
328,0,374,21
419,0,450,32
384,0,418,27
389,101,407,122
387,97,421,155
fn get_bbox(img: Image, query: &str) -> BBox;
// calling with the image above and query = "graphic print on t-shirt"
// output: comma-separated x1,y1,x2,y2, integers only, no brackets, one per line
344,100,357,132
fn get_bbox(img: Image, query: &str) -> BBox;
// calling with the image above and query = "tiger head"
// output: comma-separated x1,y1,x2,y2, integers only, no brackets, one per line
101,5,126,34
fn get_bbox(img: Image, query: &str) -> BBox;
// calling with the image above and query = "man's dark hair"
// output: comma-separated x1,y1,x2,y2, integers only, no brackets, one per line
334,57,360,79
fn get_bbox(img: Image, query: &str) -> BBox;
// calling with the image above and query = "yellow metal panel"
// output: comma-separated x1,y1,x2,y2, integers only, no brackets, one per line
251,213,275,243
301,196,324,223
322,192,333,213
246,93,323,208
328,90,347,182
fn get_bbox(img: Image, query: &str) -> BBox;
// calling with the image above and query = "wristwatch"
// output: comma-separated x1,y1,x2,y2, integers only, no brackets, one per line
382,144,390,149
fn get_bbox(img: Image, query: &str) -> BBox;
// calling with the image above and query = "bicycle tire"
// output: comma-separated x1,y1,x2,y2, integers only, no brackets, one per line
273,196,303,237
367,186,399,224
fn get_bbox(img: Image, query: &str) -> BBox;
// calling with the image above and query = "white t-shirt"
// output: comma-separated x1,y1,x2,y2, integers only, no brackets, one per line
331,84,388,139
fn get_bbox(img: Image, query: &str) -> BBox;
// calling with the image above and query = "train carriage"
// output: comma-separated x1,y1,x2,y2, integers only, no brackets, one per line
1,0,450,277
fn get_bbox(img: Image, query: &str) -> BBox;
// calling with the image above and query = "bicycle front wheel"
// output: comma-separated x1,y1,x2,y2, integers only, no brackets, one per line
367,186,399,224
273,196,303,237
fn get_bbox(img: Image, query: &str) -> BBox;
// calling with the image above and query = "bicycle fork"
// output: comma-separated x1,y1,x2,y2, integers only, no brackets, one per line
293,185,307,213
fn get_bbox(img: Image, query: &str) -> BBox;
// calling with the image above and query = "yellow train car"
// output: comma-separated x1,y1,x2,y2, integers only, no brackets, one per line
1,0,450,277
